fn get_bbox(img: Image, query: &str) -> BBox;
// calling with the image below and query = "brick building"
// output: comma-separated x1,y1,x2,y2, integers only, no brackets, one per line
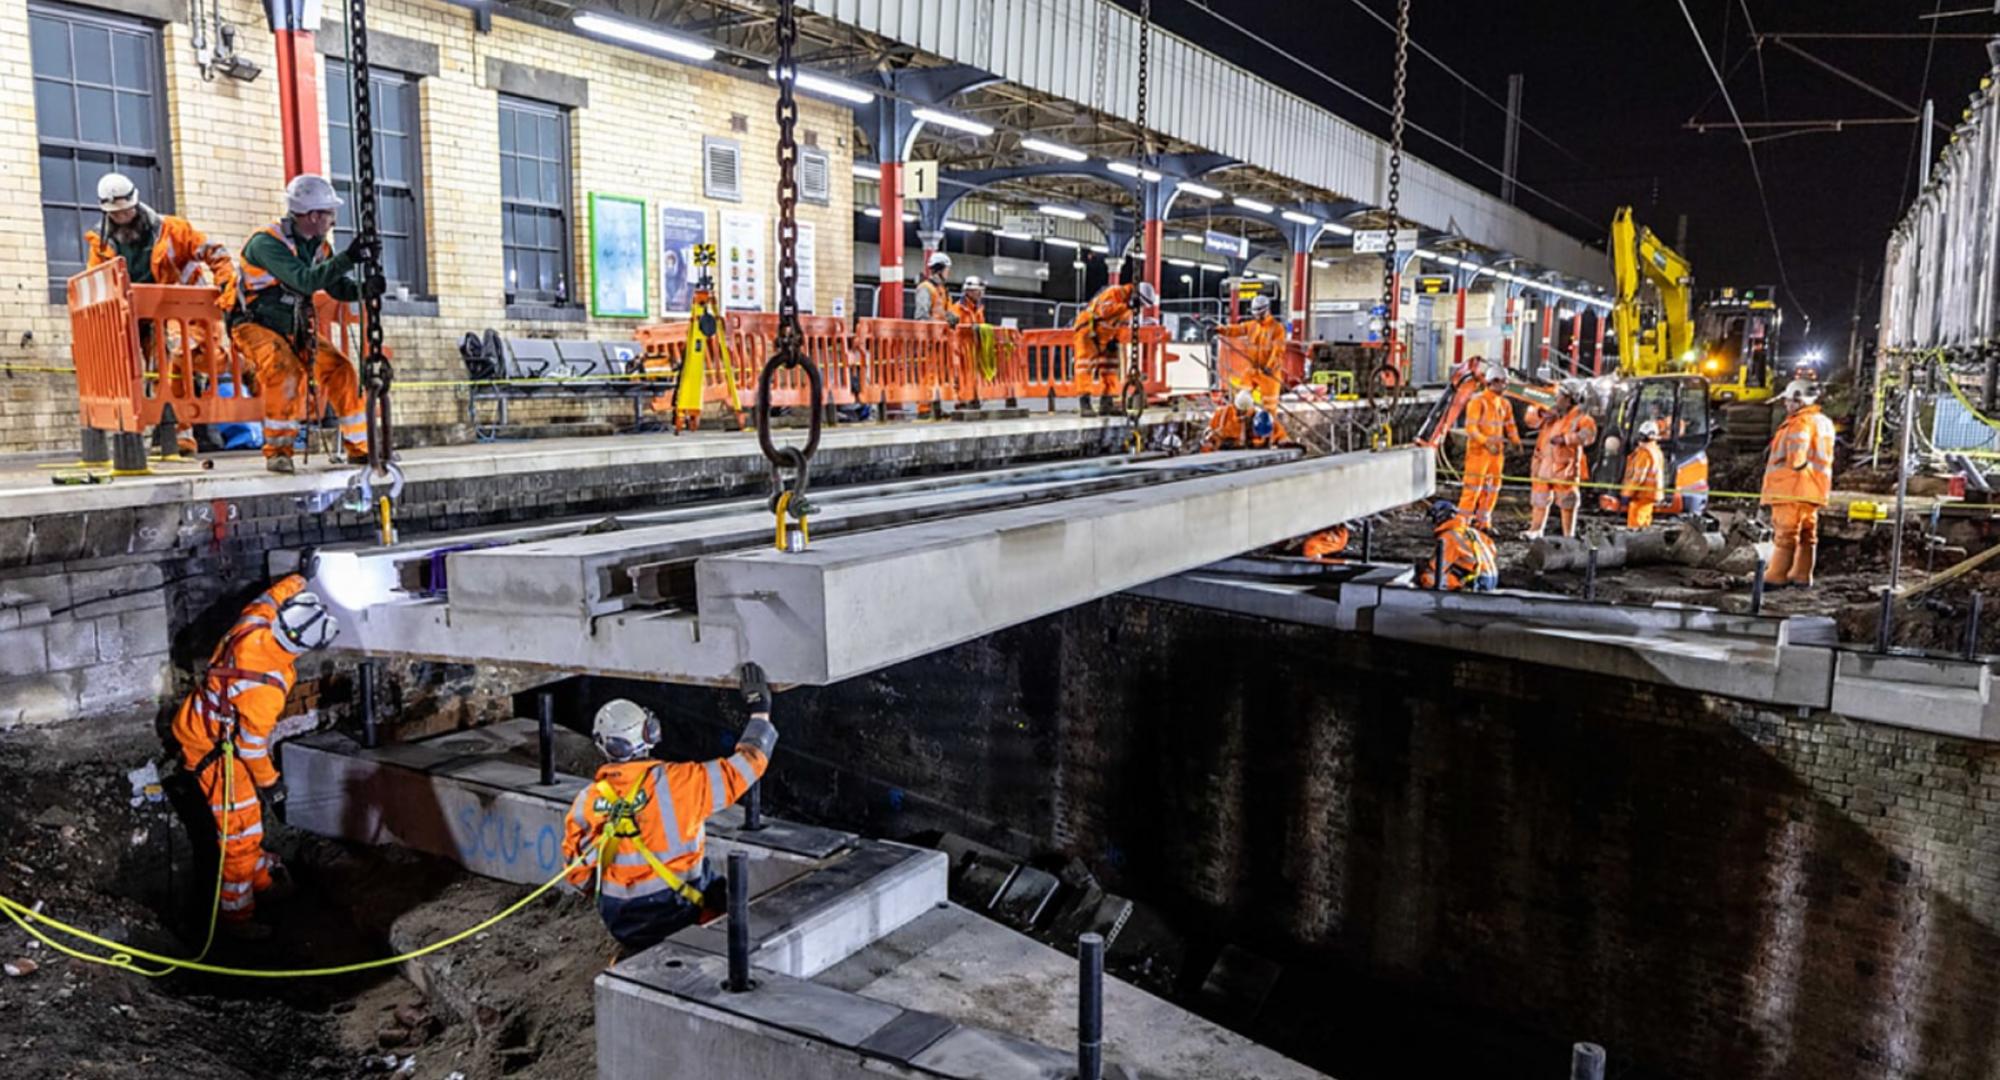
2,0,855,453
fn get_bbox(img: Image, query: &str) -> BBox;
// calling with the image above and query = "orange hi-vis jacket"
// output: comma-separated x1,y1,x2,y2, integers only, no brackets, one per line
1623,441,1665,503
1423,520,1498,589
952,298,986,326
88,211,240,310
562,731,772,904
170,575,308,784
1216,314,1286,374
1204,404,1290,450
1527,406,1596,486
1464,389,1521,455
1762,404,1837,507
1072,284,1137,360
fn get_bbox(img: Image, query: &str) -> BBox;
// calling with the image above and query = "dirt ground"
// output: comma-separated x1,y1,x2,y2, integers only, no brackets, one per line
0,719,611,1080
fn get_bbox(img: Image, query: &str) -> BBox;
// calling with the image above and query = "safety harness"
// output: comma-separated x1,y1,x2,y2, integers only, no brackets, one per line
187,621,286,779
591,772,705,908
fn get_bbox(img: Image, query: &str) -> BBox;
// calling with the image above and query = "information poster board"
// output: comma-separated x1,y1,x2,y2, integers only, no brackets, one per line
793,219,818,314
658,204,707,316
720,209,766,311
588,193,648,318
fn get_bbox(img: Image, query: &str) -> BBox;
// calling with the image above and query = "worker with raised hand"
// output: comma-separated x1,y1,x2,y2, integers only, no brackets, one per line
1520,380,1596,540
231,174,384,474
1621,420,1666,529
1457,362,1521,532
563,663,778,953
1761,378,1837,589
1072,279,1158,417
86,173,240,457
1419,499,1499,592
169,553,338,940
1214,293,1286,405
914,251,959,327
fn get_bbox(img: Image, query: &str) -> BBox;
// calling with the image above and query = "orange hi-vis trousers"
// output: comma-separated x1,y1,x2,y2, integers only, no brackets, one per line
229,323,367,459
191,754,274,922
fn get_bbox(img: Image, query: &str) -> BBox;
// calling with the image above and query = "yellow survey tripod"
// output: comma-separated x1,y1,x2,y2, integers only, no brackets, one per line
673,244,743,433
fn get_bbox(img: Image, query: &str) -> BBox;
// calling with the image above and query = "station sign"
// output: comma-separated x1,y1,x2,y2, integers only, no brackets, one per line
1236,280,1265,297
906,160,939,200
990,257,1050,281
1415,275,1453,295
1001,214,1051,237
1352,228,1420,254
1204,231,1249,260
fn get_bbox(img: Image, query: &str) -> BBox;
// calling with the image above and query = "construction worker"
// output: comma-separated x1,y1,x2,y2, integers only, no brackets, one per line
1457,362,1521,532
1761,378,1837,589
1521,380,1596,540
562,664,777,953
231,174,383,474
1621,420,1666,529
169,557,337,939
1072,279,1159,416
953,276,987,326
1302,524,1350,563
86,173,240,456
915,251,958,326
1214,293,1286,405
1203,389,1291,451
1418,499,1499,592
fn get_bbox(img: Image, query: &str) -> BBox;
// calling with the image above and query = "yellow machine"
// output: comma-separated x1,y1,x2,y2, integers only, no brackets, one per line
1691,286,1779,405
1609,206,1695,380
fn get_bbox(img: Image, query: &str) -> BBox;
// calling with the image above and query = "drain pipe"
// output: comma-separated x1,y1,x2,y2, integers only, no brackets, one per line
1570,1042,1606,1080
536,691,555,787
1077,932,1105,1080
358,660,379,749
726,850,753,992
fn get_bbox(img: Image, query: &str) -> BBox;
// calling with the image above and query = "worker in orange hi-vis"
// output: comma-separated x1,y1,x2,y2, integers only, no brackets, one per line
1071,280,1158,417
169,558,337,940
1203,389,1291,451
563,663,778,954
86,173,240,457
1214,293,1286,405
914,252,958,326
1302,524,1351,563
1621,420,1666,529
1419,500,1499,592
231,174,383,474
1521,380,1597,540
1457,362,1521,532
1761,379,1838,589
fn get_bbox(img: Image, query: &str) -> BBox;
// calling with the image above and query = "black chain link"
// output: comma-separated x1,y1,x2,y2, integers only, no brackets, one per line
1379,0,1410,384
1121,0,1153,428
755,0,823,515
348,0,392,472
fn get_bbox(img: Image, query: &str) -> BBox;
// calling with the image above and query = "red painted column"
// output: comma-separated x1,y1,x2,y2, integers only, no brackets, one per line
272,30,322,180
1592,312,1607,375
1501,296,1516,366
878,162,905,318
1569,308,1584,377
1539,304,1554,367
1142,219,1163,304
1452,287,1468,368
1107,259,1122,286
1289,250,1310,330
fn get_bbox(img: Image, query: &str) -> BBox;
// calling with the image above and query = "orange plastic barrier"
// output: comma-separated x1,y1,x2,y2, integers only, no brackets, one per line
1018,324,1168,400
68,260,146,435
953,324,1025,405
855,318,955,410
730,313,861,407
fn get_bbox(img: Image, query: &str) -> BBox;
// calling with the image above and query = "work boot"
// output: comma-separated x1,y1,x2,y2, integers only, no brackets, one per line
220,918,272,942
265,455,295,475
1764,542,1796,589
1098,394,1117,417
1079,395,1097,417
259,866,297,904
1789,539,1817,588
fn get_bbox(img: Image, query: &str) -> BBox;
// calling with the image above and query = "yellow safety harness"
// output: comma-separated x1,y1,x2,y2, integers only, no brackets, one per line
592,774,705,908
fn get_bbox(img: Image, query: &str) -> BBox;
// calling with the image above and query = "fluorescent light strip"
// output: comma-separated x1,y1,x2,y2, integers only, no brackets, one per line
1038,204,1088,221
572,13,716,62
993,230,1032,240
1179,233,1206,244
942,220,981,232
1434,255,1462,268
1045,236,1081,249
1176,181,1224,199
1200,263,1227,273
1233,196,1275,214
1280,210,1321,226
1089,245,1109,254
1020,137,1087,163
852,163,881,180
767,67,874,104
1322,222,1354,236
912,107,994,137
862,207,882,218
1311,259,1333,269
1107,161,1163,182
1167,257,1198,268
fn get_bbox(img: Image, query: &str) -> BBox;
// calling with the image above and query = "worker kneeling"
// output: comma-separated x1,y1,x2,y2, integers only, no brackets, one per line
1620,421,1666,529
563,664,777,953
1419,499,1498,592
1204,389,1290,451
1761,379,1837,589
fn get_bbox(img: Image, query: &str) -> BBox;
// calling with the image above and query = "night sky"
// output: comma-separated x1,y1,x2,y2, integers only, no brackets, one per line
1127,0,1996,358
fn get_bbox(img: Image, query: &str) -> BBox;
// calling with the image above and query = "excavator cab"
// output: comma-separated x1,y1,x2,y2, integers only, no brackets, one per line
1591,374,1712,516
1694,287,1780,405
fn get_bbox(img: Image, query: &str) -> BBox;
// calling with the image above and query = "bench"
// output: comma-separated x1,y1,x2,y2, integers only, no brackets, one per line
460,331,670,430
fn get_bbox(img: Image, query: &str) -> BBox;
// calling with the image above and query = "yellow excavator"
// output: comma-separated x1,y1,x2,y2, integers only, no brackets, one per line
1608,206,1778,406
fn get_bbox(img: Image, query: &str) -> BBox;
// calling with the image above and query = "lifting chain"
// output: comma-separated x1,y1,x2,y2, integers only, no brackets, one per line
757,0,823,551
1378,0,1411,387
1120,0,1153,444
347,0,392,477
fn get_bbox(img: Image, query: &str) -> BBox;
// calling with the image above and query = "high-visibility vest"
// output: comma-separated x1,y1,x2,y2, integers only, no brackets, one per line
916,278,952,322
1217,315,1285,372
1623,441,1665,502
1431,522,1497,588
239,221,331,304
1464,390,1519,453
1072,285,1134,358
170,575,305,786
88,212,240,308
1529,407,1595,485
1761,405,1836,506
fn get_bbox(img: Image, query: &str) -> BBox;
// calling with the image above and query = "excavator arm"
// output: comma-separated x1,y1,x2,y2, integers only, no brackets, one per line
1609,207,1695,379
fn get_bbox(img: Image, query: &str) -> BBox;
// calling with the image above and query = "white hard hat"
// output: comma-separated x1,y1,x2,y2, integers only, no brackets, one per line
275,592,339,654
1638,420,1660,439
927,251,952,271
286,173,344,215
593,699,658,759
1134,280,1159,307
1234,389,1255,412
1249,295,1272,315
1484,363,1508,383
97,173,139,213
962,275,985,293
1775,378,1819,403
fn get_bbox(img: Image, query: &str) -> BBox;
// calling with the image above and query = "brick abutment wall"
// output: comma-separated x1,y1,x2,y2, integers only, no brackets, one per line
627,595,2000,1080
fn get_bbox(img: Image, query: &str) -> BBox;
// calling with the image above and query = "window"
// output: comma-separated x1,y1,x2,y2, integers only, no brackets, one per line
703,137,741,202
29,2,169,285
327,60,425,295
800,146,830,205
499,95,572,306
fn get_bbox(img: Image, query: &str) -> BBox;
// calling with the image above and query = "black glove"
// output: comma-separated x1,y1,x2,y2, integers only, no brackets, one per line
738,662,771,713
260,781,287,808
298,546,320,579
344,233,380,265
360,273,388,301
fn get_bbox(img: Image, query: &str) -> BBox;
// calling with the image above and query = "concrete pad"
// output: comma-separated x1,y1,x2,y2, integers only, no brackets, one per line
1832,650,2000,738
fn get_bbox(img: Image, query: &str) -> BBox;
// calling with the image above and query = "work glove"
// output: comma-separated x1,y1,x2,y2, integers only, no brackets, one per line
343,233,381,265
260,781,287,809
298,546,320,580
738,661,771,714
360,273,388,301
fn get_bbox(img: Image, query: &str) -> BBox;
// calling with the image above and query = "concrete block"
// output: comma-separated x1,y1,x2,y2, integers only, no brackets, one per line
74,657,170,713
0,572,70,612
43,617,97,671
27,515,86,563
0,672,81,729
99,606,171,661
68,563,163,607
0,625,48,677
1832,652,1999,739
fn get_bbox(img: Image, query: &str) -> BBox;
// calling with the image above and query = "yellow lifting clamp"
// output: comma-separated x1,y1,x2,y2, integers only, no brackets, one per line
773,490,811,553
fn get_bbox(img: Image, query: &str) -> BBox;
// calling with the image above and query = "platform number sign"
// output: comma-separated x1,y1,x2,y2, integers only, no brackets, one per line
907,160,939,201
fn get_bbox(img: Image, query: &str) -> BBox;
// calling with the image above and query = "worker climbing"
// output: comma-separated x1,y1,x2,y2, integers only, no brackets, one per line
1761,378,1837,589
1420,500,1499,592
1457,361,1521,532
1215,293,1287,405
561,663,777,953
915,251,959,326
230,175,384,474
168,557,338,939
1621,420,1666,529
86,173,240,458
1521,379,1596,540
1071,279,1158,416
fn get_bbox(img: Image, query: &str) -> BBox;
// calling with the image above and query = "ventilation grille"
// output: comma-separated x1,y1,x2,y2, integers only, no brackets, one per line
800,148,830,204
703,137,741,202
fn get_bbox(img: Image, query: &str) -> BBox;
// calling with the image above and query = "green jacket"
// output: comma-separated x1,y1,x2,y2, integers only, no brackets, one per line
236,221,360,338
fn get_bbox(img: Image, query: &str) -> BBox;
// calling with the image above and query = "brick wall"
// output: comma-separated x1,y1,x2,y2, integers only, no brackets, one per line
628,595,2000,1080
0,0,854,452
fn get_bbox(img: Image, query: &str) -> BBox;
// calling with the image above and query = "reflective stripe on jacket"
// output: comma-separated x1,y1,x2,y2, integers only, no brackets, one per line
170,574,307,787
87,211,240,309
1072,284,1136,359
562,740,770,900
1527,406,1596,486
1216,315,1285,373
1623,441,1665,503
1464,390,1520,453
1425,521,1498,589
1761,405,1836,506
